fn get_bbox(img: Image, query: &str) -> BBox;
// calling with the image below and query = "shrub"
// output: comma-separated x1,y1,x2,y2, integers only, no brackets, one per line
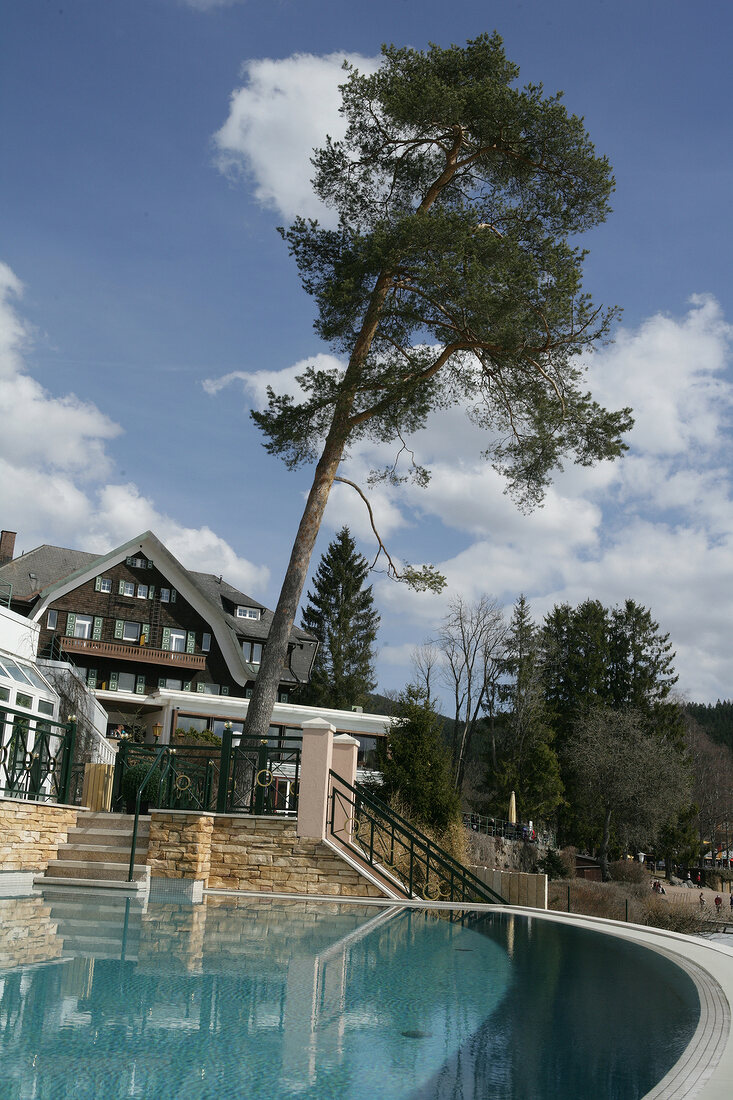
609,859,647,884
538,848,570,880
121,761,162,808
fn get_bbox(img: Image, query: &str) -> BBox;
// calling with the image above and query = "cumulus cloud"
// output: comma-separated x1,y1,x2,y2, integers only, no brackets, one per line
0,264,268,594
215,296,733,700
213,51,379,222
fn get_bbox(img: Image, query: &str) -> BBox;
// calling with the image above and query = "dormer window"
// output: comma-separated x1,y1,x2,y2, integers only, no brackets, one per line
236,606,261,620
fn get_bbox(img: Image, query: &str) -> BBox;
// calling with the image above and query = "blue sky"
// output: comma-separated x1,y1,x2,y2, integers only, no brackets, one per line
1,0,732,703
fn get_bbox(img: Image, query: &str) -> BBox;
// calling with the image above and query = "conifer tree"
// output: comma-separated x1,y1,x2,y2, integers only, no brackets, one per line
378,687,460,832
242,34,632,744
300,527,380,710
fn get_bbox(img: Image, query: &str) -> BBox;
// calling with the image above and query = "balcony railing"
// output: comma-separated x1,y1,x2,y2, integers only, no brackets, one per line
61,636,207,668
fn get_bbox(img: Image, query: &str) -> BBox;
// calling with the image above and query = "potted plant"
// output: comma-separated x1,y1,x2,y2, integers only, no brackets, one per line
121,761,161,814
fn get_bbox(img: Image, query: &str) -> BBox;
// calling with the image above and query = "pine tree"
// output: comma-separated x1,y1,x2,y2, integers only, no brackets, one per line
300,527,380,710
489,596,564,821
378,687,460,832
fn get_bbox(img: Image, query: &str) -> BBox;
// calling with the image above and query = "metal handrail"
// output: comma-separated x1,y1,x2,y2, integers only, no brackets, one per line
328,771,505,905
127,744,170,882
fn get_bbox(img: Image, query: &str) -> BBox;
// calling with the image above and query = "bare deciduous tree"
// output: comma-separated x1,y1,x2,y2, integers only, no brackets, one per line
435,596,507,793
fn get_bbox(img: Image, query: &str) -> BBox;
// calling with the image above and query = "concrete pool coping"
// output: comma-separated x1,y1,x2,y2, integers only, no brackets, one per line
205,888,733,1099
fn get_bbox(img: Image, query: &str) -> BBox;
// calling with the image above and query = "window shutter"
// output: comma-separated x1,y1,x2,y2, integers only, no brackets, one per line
196,683,205,693
183,681,191,692
147,560,153,569
141,623,150,645
158,678,167,688
94,576,101,592
170,589,177,603
135,675,145,695
114,619,124,640
66,613,76,636
149,586,155,600
118,580,125,595
92,617,103,641
186,631,196,654
87,669,98,688
109,671,118,691
126,556,132,566
221,686,229,696
161,627,171,651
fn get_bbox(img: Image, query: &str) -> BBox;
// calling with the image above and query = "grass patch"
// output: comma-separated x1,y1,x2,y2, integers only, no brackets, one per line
549,878,708,933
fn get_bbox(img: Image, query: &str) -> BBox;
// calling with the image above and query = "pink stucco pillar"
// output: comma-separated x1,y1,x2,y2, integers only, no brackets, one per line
296,717,334,839
331,734,359,844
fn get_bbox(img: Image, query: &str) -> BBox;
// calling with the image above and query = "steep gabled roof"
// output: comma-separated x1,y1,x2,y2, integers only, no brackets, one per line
0,544,98,601
7,531,315,687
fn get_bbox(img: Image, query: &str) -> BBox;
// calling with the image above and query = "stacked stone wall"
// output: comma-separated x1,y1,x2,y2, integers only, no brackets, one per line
146,811,213,881
0,798,78,872
208,816,383,897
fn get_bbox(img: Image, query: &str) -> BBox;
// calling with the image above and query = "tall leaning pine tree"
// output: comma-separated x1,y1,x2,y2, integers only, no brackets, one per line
241,34,633,742
300,527,380,710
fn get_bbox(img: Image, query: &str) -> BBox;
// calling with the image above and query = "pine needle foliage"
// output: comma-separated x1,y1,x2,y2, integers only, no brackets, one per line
300,527,379,710
243,32,633,744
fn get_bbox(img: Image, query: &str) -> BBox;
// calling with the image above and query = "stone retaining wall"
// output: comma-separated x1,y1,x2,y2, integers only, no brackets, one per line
209,817,384,897
0,797,78,873
145,811,385,898
146,811,213,882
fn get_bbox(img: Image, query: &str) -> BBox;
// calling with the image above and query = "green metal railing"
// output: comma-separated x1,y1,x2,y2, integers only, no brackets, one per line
0,702,77,803
328,772,506,905
114,730,302,817
127,744,172,882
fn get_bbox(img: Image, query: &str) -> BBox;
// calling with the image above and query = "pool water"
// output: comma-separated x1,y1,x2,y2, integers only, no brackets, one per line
0,891,699,1099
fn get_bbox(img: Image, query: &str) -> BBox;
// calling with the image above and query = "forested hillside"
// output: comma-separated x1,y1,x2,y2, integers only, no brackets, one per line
686,701,733,752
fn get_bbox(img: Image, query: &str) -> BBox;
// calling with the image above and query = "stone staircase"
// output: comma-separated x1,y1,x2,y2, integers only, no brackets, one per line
36,812,151,891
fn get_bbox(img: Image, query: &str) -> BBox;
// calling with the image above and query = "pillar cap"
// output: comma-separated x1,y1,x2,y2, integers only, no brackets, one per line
301,717,336,733
333,734,359,746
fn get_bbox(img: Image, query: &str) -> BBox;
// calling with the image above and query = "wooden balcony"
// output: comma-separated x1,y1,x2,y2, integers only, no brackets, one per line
61,636,207,669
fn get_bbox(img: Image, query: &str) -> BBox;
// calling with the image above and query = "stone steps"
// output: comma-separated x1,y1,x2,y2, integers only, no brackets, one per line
36,812,152,892
55,844,148,865
42,860,151,883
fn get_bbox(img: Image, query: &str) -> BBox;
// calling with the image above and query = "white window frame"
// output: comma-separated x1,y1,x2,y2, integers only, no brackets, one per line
169,628,186,653
236,606,261,620
122,581,135,597
160,588,170,603
202,633,211,653
47,609,58,630
137,584,148,599
243,641,263,665
99,577,112,593
73,614,94,639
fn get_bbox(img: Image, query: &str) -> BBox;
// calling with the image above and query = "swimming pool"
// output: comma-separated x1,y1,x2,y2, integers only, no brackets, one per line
0,890,701,1098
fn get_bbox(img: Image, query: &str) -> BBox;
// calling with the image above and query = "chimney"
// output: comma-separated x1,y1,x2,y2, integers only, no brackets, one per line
0,531,16,566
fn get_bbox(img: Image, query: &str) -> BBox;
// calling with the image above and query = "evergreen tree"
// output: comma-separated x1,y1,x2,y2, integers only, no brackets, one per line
242,34,632,745
488,596,564,821
300,527,379,709
378,687,460,832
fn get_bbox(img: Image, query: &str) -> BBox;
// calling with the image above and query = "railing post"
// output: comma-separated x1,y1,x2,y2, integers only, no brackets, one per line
58,716,77,805
296,718,334,839
254,739,269,815
216,722,234,812
331,735,359,843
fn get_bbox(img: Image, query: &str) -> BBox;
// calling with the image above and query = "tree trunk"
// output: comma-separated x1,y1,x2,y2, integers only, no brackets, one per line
599,804,613,881
242,271,394,741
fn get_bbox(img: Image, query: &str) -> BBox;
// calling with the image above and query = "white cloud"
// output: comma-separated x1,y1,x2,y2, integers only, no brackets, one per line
0,263,269,594
213,51,379,222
